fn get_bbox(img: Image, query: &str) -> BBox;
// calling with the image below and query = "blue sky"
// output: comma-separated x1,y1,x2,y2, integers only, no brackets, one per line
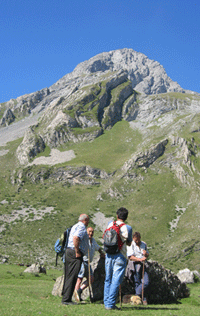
1,0,200,103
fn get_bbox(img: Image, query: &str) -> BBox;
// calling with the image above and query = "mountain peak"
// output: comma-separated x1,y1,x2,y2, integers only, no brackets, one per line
70,48,183,95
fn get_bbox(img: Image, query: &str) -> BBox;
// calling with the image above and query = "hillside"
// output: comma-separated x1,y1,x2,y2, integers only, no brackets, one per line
0,48,200,272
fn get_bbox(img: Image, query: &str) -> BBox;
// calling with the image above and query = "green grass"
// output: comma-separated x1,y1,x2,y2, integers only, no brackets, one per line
0,264,199,316
58,120,142,173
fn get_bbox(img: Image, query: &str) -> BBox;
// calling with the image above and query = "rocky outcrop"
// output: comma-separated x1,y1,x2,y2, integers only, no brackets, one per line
4,88,50,116
123,139,168,173
24,263,46,274
71,49,184,95
177,268,200,283
14,165,111,186
16,127,45,165
0,109,15,126
52,258,189,304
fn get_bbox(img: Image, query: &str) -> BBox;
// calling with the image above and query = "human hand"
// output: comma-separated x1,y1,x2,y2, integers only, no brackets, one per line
75,251,82,258
140,256,146,262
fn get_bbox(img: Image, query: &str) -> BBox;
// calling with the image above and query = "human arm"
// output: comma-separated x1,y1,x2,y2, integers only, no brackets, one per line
73,236,82,258
98,248,105,258
126,224,133,246
142,249,149,258
128,255,146,262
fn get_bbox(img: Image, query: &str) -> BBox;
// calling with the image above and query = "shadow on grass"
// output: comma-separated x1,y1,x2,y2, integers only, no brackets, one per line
121,306,180,312
82,302,180,312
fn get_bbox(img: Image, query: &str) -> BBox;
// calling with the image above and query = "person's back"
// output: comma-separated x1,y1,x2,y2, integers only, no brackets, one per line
104,207,132,310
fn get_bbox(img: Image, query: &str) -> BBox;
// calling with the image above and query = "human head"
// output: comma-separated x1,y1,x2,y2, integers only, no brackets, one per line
87,227,94,240
116,207,129,221
79,214,89,226
133,232,141,246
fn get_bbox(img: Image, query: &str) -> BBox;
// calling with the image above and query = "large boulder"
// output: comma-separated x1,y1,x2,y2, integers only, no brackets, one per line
177,268,198,284
52,258,189,304
24,263,46,274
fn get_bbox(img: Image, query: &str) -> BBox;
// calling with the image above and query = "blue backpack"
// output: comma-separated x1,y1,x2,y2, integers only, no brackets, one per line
54,226,72,266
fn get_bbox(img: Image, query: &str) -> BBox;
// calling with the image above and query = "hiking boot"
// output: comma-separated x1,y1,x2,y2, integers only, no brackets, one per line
74,289,81,302
105,305,121,310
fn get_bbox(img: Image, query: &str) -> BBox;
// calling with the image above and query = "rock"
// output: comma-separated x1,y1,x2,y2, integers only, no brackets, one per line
0,109,15,126
0,255,9,264
192,270,200,280
72,49,184,95
13,165,111,185
52,275,64,297
177,268,195,283
16,127,45,165
52,258,189,304
24,263,46,274
123,139,168,172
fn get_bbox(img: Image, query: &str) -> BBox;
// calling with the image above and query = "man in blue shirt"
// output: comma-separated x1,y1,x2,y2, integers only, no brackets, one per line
62,214,89,305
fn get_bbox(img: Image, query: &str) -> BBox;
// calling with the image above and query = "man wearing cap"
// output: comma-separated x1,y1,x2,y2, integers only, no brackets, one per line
62,214,89,305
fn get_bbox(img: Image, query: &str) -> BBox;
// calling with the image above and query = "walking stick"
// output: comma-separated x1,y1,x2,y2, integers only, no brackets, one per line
88,248,93,303
119,284,122,309
142,261,145,303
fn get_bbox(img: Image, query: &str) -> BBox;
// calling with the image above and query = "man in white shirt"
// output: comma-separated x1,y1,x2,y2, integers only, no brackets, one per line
127,232,149,305
74,226,104,302
104,207,132,310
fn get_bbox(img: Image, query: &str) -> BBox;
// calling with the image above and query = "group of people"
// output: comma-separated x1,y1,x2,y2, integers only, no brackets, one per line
61,208,149,310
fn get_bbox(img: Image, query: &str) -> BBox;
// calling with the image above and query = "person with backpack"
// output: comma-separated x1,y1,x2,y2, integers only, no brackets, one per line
126,232,149,305
74,226,105,302
61,214,89,305
103,207,132,310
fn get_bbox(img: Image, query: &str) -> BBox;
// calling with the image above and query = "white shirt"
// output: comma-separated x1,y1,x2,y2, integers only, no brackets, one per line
127,240,148,259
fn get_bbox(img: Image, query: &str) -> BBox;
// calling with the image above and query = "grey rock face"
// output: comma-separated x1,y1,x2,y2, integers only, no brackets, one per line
16,127,45,165
16,165,111,186
24,263,46,274
177,268,195,283
123,139,168,172
0,109,15,126
71,48,184,95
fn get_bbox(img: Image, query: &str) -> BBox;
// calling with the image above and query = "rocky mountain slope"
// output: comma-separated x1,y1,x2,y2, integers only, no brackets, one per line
0,48,200,271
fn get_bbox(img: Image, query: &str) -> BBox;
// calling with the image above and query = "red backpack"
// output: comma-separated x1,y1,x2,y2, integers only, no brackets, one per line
103,221,125,254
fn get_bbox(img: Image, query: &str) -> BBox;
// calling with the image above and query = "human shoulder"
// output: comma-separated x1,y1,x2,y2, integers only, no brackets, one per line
115,220,128,239
72,221,87,238
92,237,100,250
141,241,147,249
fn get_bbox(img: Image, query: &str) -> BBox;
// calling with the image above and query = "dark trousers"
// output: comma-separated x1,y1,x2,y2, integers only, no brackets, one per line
62,248,83,303
134,264,149,301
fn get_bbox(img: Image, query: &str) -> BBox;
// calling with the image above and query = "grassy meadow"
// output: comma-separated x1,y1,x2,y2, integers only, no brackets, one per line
0,264,200,316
